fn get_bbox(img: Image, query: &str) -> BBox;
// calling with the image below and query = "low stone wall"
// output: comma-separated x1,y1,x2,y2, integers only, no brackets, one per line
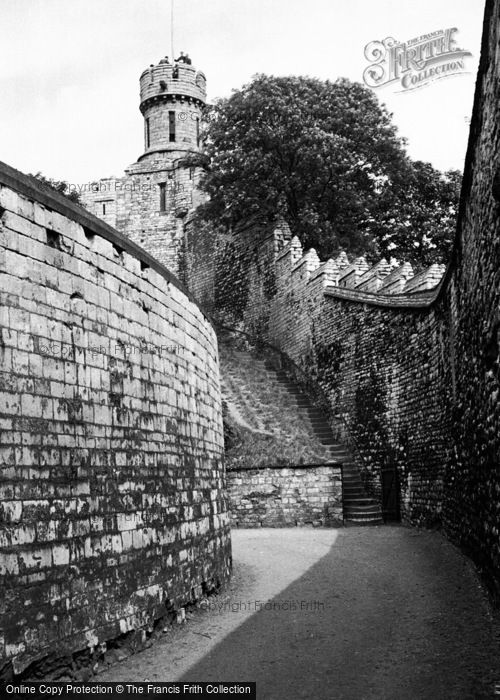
227,465,343,527
0,162,231,675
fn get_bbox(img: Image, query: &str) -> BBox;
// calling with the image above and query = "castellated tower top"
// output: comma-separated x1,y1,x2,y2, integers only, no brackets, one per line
138,56,207,160
139,57,207,108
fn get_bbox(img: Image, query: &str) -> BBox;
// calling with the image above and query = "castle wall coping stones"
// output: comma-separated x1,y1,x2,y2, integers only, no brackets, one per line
0,159,211,324
324,286,437,309
379,262,414,294
226,461,344,472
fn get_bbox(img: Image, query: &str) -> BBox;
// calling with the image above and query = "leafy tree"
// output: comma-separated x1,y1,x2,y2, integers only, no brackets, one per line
367,163,461,268
30,172,81,205
197,74,461,267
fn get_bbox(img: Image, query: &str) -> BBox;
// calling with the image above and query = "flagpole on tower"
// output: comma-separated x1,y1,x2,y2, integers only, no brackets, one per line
170,0,175,61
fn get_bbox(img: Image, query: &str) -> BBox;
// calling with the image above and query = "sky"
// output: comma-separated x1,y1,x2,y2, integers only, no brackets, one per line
0,0,485,186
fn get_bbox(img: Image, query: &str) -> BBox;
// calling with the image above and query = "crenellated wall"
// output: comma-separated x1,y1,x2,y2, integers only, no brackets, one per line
186,0,500,598
0,162,231,675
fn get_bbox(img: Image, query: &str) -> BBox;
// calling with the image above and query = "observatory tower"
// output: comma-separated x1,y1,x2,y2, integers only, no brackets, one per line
82,54,208,275
139,57,206,159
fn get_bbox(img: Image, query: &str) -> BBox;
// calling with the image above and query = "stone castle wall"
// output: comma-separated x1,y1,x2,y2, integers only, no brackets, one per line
81,161,205,277
441,0,500,592
184,216,292,335
0,162,231,675
186,0,500,597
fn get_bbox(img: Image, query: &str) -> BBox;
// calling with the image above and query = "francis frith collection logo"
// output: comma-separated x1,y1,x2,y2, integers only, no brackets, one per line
363,27,472,91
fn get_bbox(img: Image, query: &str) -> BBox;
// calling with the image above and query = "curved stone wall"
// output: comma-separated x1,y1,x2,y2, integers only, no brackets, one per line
0,162,231,674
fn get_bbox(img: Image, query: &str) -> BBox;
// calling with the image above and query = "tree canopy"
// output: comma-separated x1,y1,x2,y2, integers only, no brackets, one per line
197,74,461,268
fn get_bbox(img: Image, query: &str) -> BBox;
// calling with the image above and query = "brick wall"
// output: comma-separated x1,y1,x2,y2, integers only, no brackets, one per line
440,0,500,594
184,215,292,334
0,162,231,674
298,292,452,526
227,465,343,528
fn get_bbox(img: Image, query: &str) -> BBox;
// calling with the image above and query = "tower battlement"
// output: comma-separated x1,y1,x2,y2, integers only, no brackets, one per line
139,60,207,108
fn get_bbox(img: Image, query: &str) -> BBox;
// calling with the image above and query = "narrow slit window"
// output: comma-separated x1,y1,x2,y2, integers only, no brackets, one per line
159,182,167,212
146,118,151,148
102,203,106,215
169,111,176,142
196,116,200,147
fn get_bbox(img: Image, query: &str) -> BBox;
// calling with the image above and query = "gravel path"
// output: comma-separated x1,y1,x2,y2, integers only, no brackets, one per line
98,526,500,699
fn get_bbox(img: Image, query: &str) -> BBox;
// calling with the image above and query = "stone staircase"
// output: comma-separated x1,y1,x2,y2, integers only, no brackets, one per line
219,337,383,525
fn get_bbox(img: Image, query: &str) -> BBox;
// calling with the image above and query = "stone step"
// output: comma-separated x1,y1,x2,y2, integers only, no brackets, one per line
278,385,303,393
345,517,383,526
343,497,379,505
312,431,335,439
344,516,384,525
344,506,382,516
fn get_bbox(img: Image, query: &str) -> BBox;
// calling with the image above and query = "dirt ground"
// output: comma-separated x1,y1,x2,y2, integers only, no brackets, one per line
97,526,500,699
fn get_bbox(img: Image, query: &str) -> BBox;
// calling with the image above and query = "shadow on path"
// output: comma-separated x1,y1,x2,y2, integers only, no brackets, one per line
178,527,500,700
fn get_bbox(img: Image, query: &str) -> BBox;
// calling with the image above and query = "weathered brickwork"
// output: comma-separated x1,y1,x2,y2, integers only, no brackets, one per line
303,293,452,526
441,0,500,593
185,216,293,335
227,466,343,528
0,163,231,674
186,0,500,596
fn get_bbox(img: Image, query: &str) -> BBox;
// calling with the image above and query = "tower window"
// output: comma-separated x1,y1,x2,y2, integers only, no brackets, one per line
189,167,194,181
169,111,176,142
196,116,200,147
159,182,167,212
146,118,150,148
98,200,112,216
